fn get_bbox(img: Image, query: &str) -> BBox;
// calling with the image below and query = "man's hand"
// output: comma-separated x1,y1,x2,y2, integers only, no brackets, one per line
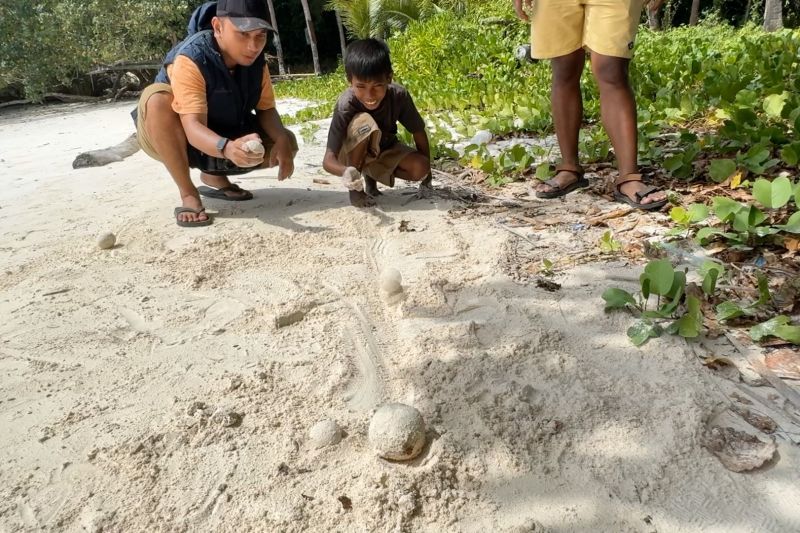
648,0,666,11
341,166,364,191
269,128,295,181
513,0,533,22
224,133,265,168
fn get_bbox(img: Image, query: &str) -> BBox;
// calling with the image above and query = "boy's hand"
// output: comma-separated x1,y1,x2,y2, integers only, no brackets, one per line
341,166,364,192
513,0,533,22
225,133,265,168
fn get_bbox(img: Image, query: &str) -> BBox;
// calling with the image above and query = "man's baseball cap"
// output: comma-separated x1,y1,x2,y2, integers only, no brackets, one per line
217,0,274,32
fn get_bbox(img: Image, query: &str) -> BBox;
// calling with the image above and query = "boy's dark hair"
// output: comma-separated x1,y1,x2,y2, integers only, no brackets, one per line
344,38,392,82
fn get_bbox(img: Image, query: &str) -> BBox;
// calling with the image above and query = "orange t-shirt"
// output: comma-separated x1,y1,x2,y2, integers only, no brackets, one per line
167,55,275,115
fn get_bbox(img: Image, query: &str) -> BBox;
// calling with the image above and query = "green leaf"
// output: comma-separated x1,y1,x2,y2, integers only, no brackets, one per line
754,271,771,307
752,176,793,209
716,301,746,321
776,211,800,234
535,163,552,181
695,227,725,244
602,288,636,310
644,260,675,296
688,203,709,223
780,145,799,166
627,320,663,346
708,159,737,183
712,197,744,221
700,260,724,295
750,316,800,344
670,206,689,225
763,92,789,118
675,295,702,338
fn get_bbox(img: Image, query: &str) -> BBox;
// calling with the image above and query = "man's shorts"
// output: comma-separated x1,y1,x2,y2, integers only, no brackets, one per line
530,0,647,59
135,83,298,176
337,113,416,188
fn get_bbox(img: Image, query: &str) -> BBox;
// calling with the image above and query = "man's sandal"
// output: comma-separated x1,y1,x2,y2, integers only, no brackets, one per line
536,164,589,199
613,173,668,211
174,207,213,227
197,183,254,201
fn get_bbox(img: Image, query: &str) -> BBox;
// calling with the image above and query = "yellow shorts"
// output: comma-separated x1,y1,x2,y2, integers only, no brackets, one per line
336,113,416,188
530,0,647,59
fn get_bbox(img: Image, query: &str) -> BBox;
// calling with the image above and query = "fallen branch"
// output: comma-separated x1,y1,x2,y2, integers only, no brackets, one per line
586,207,634,226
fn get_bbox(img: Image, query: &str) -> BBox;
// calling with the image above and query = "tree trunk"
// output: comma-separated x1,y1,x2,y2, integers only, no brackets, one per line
647,7,660,30
299,0,321,75
763,0,783,32
689,0,700,25
335,10,347,62
265,0,285,75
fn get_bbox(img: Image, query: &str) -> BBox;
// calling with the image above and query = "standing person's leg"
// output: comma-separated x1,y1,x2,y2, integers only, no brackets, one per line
137,85,210,226
584,0,666,209
535,49,587,196
527,0,590,197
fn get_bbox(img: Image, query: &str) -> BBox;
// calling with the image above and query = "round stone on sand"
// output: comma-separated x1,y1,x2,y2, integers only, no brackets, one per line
309,419,342,449
368,403,426,461
379,268,403,295
243,139,265,155
97,232,116,250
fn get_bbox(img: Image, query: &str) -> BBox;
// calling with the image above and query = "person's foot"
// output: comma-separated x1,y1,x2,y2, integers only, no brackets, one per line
177,194,209,224
616,179,667,205
535,169,580,195
416,175,433,198
364,176,382,197
350,190,376,208
200,173,253,200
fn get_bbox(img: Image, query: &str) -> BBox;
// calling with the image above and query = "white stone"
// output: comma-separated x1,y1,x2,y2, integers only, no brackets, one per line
379,268,403,295
368,403,426,461
97,232,116,250
309,419,342,449
243,139,265,155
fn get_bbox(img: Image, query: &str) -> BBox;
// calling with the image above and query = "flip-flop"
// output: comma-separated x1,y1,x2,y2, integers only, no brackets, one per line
536,164,588,199
613,173,668,211
197,183,254,201
174,207,213,227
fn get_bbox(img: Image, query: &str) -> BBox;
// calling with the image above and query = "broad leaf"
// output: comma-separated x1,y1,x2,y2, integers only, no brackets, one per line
716,301,746,321
712,197,744,221
700,260,724,295
708,159,737,183
627,320,662,346
644,260,675,296
763,92,789,118
752,176,793,209
750,316,800,344
675,295,702,338
688,203,709,223
602,288,636,310
776,211,800,234
754,271,771,307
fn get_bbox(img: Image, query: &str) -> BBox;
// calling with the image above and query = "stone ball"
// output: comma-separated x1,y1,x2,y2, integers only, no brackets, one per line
379,268,403,295
97,232,116,250
309,419,342,449
243,139,265,155
368,403,426,461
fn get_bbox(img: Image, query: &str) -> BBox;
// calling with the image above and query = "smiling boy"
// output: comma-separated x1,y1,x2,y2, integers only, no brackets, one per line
322,38,431,208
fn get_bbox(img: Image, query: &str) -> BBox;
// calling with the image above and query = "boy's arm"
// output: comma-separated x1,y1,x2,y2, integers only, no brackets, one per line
322,149,347,177
412,130,430,161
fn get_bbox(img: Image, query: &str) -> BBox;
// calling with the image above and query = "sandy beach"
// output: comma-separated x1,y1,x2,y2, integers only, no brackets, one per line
0,100,798,532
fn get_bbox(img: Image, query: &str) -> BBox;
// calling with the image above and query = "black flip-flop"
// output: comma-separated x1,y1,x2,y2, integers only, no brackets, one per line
536,165,588,199
614,174,667,211
174,207,213,227
198,183,254,201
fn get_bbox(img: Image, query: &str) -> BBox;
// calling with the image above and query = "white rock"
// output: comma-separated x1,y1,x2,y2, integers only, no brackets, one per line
97,232,116,250
309,419,342,448
368,403,426,461
469,129,493,146
243,139,265,155
379,268,403,295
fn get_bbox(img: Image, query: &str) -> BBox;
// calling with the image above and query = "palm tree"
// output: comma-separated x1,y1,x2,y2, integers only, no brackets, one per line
299,0,321,74
265,0,286,75
335,10,348,61
763,0,783,32
689,0,700,25
326,0,436,40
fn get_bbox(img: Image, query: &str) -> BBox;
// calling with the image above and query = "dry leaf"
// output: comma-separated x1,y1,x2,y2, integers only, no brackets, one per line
730,171,743,189
702,426,777,472
730,404,778,434
764,349,800,380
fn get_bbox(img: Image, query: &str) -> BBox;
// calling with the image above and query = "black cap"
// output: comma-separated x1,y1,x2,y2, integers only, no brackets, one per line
217,0,274,32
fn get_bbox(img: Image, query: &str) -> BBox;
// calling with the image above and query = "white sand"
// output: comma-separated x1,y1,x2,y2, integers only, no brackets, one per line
0,101,799,532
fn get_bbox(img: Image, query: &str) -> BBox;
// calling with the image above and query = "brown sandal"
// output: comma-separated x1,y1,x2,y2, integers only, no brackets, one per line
613,173,667,211
536,164,589,199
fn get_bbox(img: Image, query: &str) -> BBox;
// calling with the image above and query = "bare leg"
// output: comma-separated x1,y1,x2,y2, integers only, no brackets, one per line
590,52,666,205
394,152,430,182
537,48,585,194
144,92,207,224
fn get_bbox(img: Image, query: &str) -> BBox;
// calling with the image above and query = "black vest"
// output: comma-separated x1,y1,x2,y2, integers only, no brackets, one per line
156,30,265,140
